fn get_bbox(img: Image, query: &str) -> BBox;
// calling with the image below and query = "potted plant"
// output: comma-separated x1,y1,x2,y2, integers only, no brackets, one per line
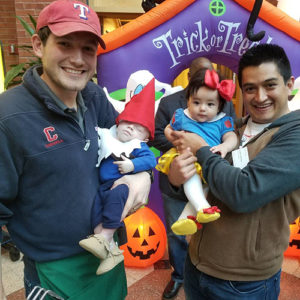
4,15,41,89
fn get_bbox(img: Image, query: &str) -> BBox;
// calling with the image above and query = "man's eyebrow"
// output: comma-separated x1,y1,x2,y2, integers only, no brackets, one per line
89,39,99,46
242,82,254,89
264,77,279,83
242,77,279,88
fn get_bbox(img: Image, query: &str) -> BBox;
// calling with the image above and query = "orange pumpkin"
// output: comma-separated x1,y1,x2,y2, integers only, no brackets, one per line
284,217,300,257
120,206,167,267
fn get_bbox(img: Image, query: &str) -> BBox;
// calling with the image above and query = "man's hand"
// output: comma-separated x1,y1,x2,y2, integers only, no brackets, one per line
168,148,197,187
111,172,151,221
113,155,134,174
171,131,208,155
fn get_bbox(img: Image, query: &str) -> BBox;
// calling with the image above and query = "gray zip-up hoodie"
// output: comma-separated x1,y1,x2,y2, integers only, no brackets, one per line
190,110,300,280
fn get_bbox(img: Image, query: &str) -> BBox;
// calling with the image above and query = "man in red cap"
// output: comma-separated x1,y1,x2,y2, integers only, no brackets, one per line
80,78,156,275
0,0,151,299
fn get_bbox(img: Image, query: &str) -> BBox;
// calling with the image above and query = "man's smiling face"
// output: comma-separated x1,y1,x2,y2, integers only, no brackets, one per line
242,62,293,124
38,31,98,100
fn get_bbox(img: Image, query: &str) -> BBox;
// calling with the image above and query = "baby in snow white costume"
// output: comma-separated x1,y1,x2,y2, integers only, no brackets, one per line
80,79,156,275
156,69,238,235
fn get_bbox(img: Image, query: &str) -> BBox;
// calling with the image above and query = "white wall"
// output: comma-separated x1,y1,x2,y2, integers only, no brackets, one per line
277,0,300,21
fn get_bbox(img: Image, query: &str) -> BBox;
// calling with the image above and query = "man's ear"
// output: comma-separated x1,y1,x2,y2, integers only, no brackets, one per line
31,34,43,58
287,76,295,89
287,76,295,95
286,76,295,101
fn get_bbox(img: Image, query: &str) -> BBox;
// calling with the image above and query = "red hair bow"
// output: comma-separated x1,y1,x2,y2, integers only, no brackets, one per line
204,69,236,101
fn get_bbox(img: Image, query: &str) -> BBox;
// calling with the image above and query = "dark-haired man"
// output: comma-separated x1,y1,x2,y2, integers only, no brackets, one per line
167,44,300,299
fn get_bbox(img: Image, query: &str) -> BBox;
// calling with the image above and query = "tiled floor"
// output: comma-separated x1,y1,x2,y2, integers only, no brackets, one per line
2,246,300,300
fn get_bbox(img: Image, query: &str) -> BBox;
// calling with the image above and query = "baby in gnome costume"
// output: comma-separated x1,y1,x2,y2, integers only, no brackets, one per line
80,79,157,275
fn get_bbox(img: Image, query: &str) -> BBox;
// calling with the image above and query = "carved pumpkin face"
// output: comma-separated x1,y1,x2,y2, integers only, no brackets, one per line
284,217,300,257
120,207,167,267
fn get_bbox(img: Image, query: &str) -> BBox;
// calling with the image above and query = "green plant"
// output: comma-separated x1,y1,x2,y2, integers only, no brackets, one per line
4,15,41,89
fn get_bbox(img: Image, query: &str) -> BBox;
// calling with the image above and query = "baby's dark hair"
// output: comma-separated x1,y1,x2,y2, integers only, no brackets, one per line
185,68,226,113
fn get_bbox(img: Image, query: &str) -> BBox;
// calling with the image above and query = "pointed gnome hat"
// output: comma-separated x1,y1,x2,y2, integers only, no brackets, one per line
116,78,155,140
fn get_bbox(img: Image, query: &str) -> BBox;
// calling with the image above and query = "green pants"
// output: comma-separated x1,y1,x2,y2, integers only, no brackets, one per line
36,251,127,300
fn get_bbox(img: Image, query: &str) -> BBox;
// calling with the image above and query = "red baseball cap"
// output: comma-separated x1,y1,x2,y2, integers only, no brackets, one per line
36,0,105,49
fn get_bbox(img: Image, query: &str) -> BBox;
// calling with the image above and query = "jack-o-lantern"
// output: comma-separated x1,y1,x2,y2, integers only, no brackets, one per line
284,217,300,257
120,206,167,267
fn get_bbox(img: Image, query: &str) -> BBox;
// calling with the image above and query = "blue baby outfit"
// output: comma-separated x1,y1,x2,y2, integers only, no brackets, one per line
171,108,234,147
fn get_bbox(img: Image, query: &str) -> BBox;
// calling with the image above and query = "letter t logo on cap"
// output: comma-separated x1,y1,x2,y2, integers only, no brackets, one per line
74,3,89,20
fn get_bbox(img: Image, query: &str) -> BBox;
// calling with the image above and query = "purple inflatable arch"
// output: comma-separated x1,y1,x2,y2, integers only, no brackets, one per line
97,0,300,93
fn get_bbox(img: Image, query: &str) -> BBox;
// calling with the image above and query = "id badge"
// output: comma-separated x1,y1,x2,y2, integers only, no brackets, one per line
232,147,249,169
